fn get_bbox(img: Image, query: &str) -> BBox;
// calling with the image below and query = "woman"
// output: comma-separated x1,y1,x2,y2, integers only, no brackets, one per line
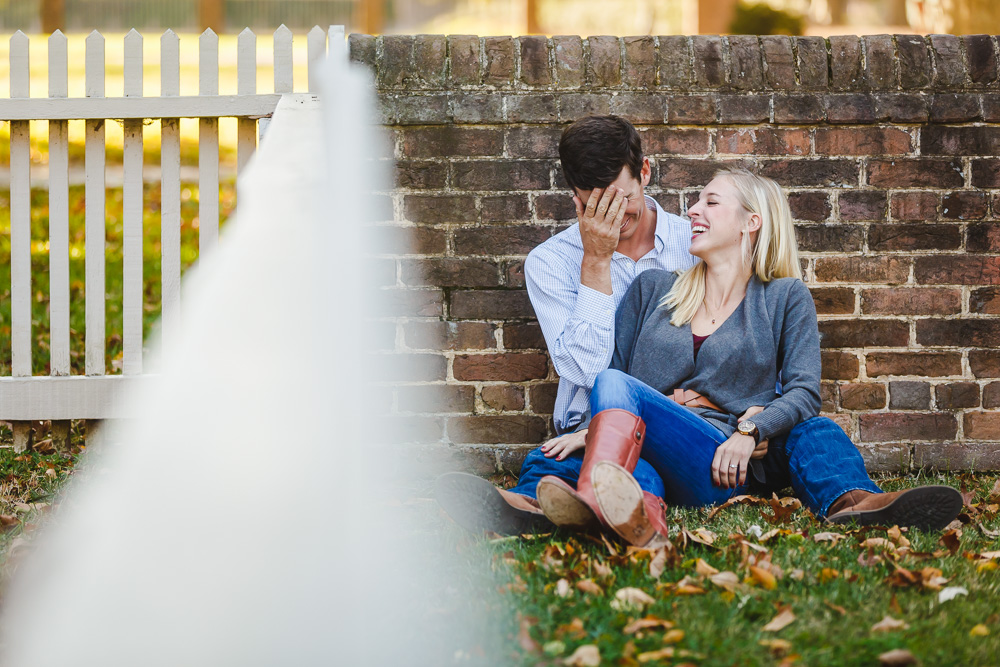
533,169,963,547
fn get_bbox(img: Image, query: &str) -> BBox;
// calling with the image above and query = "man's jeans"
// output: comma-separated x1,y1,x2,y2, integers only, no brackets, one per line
514,369,881,517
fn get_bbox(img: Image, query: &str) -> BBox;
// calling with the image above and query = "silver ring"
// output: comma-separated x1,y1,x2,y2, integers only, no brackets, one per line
729,464,739,469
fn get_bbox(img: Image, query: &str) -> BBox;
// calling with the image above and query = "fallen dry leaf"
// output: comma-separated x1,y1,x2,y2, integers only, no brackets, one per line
637,647,675,663
706,495,763,520
988,477,1000,504
878,648,918,666
813,531,846,544
709,571,740,592
789,569,804,581
970,624,989,637
976,550,1000,561
919,567,949,591
762,607,796,632
517,615,541,654
623,617,675,635
939,529,962,555
887,526,911,548
819,568,840,583
938,586,968,603
695,558,719,577
765,495,803,524
691,528,717,545
576,579,603,596
0,515,20,531
555,618,587,641
759,639,792,656
565,644,601,667
592,560,613,578
614,587,655,609
824,600,847,616
556,579,572,598
871,616,909,633
749,565,778,590
862,537,897,552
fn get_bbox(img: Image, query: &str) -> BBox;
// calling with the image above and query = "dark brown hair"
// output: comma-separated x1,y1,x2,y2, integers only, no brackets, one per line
558,115,644,192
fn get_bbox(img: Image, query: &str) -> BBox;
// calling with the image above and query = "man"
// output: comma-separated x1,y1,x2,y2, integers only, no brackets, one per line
436,115,696,534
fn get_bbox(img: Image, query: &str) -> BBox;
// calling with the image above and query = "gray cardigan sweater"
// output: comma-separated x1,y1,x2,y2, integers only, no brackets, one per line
610,269,822,442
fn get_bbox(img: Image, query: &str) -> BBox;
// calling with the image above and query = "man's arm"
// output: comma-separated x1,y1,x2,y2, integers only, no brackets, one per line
576,187,627,295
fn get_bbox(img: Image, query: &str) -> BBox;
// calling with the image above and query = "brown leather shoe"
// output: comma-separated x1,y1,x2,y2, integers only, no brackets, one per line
826,486,963,531
592,461,671,547
535,410,645,529
435,472,553,536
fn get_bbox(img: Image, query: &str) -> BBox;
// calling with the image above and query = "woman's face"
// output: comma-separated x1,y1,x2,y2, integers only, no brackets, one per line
687,176,752,263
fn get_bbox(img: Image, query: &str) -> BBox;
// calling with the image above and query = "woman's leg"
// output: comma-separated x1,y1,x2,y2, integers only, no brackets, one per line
590,369,746,507
511,445,665,500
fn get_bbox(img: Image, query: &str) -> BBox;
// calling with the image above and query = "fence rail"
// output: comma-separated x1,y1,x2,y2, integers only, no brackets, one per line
1,25,345,451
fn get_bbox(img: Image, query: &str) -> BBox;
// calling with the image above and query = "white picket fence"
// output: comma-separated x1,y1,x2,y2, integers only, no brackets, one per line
1,25,345,450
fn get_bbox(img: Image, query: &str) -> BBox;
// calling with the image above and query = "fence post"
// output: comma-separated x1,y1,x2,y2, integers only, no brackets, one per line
123,30,144,376
199,29,220,256
160,29,182,346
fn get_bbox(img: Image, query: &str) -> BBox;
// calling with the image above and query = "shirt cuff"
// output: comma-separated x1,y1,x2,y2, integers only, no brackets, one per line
573,284,616,327
751,404,791,443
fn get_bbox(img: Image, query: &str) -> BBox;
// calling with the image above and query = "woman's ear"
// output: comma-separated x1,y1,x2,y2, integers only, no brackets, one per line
745,212,762,234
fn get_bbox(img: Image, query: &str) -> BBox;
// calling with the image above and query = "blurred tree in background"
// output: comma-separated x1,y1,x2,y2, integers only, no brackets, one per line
730,1,804,34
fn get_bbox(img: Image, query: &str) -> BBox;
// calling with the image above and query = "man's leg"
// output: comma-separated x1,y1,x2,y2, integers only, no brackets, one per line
510,443,665,500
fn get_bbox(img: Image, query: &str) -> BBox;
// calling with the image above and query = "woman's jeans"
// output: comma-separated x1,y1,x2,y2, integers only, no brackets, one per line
514,369,881,517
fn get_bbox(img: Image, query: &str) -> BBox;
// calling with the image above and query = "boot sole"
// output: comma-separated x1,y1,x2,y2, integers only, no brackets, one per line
535,478,599,529
826,485,963,531
434,472,552,536
592,462,658,546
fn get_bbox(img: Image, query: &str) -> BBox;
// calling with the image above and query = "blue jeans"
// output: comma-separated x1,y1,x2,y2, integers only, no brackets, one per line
588,369,881,517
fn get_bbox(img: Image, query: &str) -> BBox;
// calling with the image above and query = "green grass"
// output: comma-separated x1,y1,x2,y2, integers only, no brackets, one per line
453,473,1000,666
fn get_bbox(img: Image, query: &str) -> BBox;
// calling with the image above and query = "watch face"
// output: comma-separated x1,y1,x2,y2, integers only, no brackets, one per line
738,421,755,435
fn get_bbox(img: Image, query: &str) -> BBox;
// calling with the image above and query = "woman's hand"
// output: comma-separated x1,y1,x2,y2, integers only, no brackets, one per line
711,433,756,489
738,405,769,460
541,429,588,460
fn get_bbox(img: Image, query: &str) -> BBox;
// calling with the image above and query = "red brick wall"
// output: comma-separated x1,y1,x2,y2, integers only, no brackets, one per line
350,33,1000,474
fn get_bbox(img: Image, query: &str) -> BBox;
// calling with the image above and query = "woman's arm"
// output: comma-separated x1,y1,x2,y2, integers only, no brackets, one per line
611,270,671,372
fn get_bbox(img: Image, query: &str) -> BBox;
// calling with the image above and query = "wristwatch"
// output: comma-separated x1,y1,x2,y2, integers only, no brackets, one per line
737,420,760,443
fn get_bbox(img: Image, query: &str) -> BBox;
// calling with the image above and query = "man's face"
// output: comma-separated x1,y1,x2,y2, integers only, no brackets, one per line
573,158,651,241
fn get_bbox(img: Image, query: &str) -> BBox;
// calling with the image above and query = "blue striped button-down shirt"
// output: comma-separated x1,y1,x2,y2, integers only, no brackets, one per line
525,196,698,434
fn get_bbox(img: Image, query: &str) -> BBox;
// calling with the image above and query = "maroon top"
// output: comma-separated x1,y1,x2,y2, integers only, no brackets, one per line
693,333,709,360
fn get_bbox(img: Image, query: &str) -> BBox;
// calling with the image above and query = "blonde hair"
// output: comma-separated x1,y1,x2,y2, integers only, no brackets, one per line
661,168,801,326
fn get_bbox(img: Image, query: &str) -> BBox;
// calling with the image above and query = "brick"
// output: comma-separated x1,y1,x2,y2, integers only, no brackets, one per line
413,35,447,88
371,288,443,317
814,256,910,284
796,36,829,89
404,195,477,223
896,35,932,89
973,159,1000,187
504,322,546,349
482,194,530,222
857,442,911,473
553,36,584,88
936,382,981,409
890,381,931,409
506,126,559,159
867,352,962,377
668,94,717,123
450,290,535,319
759,160,858,187
915,256,1000,285
728,35,763,90
450,93,503,123
942,192,988,222
609,93,667,123
558,93,612,119
480,385,526,411
890,192,938,221
795,224,864,253
657,36,692,88
964,35,998,85
825,94,876,123
874,93,929,122
484,37,515,86
587,36,621,87
349,34,376,67
387,93,450,125
642,128,711,155
773,94,826,123
505,259,525,287
371,225,447,256
717,128,809,156
788,191,832,221
867,159,964,188
718,95,770,123
822,350,859,380
624,36,656,88
761,35,794,89
839,191,887,221
370,352,446,382
655,194,682,216
984,382,1000,408
818,320,910,348
449,35,481,85
534,193,576,220
917,319,1000,347
692,35,727,87
913,442,1000,472
830,36,863,90
868,223,962,252
815,127,911,155
840,383,887,410
447,415,548,444
453,226,551,255
860,412,956,441
965,412,1000,440
530,383,559,413
930,34,967,87
923,126,1000,158
658,159,746,189
971,351,1000,378
519,36,551,85
400,127,503,158
395,161,447,190
984,94,1000,122
398,384,475,413
929,93,982,122
861,288,961,315
400,258,500,287
378,35,414,87
453,161,550,191
863,35,896,90
404,321,497,351
972,286,1000,314
820,382,837,411
811,287,855,314
967,224,1000,253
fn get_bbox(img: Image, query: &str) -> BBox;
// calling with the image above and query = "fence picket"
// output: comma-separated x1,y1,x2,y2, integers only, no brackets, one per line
199,29,220,256
85,31,106,378
48,31,71,379
328,25,346,61
307,26,326,92
237,27,257,172
160,29,182,344
123,30,144,375
274,24,293,93
10,32,31,451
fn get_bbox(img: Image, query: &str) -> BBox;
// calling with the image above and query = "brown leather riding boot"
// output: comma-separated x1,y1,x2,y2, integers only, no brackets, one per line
592,461,671,547
826,485,963,531
535,409,646,529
